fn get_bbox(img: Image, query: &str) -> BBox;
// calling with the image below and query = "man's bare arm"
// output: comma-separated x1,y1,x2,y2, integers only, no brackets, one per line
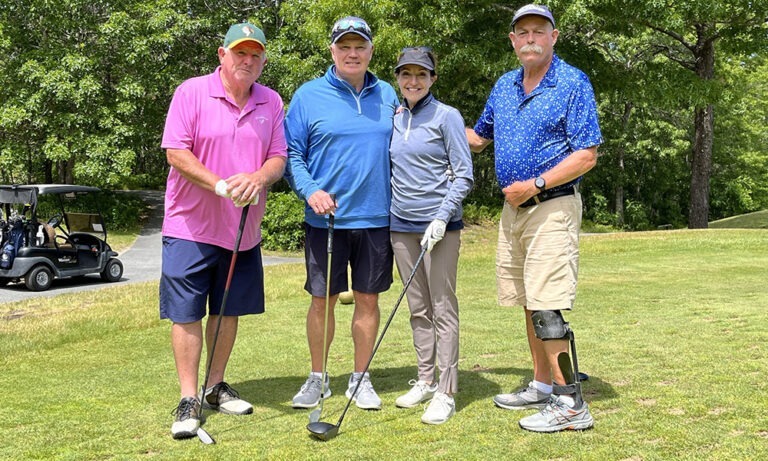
465,127,492,153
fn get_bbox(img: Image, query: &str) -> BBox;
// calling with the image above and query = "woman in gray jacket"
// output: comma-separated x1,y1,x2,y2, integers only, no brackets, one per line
389,47,474,425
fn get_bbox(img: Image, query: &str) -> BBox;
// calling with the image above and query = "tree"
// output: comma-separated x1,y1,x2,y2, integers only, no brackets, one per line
586,0,768,227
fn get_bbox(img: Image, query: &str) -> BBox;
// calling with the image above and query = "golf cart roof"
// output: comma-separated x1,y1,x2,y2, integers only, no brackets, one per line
0,184,101,204
30,184,101,195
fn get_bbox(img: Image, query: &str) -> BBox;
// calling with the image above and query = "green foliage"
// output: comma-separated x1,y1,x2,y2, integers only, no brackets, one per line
0,0,766,229
461,202,501,226
33,190,145,232
261,190,305,251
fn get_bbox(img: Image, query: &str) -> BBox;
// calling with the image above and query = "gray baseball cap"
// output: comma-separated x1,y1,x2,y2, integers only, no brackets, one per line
395,47,435,72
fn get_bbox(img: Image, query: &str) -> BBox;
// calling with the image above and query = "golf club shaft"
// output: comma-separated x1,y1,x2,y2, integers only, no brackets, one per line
200,206,249,418
316,196,335,418
335,244,429,428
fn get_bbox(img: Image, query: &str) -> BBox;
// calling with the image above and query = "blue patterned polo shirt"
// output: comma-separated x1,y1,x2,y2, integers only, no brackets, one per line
473,54,603,190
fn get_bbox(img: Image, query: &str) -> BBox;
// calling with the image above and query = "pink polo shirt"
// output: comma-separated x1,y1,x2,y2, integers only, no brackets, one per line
161,67,287,251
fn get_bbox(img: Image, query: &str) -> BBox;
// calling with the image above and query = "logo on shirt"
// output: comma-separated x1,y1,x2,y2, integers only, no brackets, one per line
255,116,268,124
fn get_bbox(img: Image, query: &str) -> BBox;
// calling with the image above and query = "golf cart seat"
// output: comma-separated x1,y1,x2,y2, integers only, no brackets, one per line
40,223,56,248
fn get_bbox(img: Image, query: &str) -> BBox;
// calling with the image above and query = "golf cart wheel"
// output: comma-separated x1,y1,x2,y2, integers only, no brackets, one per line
100,258,123,282
25,266,53,291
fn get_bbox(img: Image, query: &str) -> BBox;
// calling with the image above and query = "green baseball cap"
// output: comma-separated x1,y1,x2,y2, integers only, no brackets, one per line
223,22,266,50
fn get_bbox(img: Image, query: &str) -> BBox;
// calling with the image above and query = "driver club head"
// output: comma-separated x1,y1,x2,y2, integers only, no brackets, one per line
197,427,216,445
307,421,339,441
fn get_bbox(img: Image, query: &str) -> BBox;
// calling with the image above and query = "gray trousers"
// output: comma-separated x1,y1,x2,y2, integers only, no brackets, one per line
391,230,461,394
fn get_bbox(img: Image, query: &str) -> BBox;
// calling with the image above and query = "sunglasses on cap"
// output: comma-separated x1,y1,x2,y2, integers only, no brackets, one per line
332,19,372,37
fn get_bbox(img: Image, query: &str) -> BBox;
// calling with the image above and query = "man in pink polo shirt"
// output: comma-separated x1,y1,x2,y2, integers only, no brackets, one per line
160,22,287,440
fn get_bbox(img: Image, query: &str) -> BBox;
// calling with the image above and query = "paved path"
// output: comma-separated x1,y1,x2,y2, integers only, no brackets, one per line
1,191,301,304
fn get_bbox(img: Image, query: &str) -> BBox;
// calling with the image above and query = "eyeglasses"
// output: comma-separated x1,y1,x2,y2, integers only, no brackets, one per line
332,19,372,37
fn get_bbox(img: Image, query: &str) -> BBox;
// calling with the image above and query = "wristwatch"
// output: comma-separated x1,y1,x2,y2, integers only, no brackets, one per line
534,176,546,192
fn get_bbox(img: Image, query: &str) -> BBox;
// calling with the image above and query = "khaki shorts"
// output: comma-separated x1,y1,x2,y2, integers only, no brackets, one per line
496,193,582,310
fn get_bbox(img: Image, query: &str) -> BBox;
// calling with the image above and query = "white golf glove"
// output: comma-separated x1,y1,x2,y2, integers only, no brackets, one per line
421,219,446,253
215,179,230,197
234,192,260,208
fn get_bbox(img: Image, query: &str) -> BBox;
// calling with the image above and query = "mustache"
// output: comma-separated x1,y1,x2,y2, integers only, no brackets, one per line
519,43,543,54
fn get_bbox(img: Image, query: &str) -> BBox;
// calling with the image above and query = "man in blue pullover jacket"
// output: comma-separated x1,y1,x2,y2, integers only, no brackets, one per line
285,16,399,411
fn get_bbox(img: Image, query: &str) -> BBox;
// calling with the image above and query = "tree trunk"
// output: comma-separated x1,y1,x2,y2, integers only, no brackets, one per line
689,104,714,228
688,27,716,229
615,101,633,227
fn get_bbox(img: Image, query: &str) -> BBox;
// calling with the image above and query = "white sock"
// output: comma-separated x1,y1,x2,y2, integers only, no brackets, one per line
533,380,552,394
311,371,323,379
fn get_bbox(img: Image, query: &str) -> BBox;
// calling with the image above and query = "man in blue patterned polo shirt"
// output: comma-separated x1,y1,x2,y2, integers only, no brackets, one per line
466,4,602,432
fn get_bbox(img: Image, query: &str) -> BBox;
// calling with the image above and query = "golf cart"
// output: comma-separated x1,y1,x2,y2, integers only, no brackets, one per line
0,184,123,291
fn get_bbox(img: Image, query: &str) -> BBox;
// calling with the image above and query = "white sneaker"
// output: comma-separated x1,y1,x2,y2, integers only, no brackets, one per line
346,372,382,410
396,380,437,408
421,392,455,425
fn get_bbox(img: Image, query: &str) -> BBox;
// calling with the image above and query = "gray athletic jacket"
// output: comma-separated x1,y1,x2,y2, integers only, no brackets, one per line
390,93,474,227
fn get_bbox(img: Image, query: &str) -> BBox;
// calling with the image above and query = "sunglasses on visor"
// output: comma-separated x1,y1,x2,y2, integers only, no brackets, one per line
332,19,372,36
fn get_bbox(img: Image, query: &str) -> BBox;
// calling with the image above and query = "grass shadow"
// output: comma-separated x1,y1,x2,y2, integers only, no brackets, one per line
227,363,616,418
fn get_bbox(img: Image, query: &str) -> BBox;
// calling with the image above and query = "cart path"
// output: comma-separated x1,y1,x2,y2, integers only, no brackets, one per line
1,190,301,305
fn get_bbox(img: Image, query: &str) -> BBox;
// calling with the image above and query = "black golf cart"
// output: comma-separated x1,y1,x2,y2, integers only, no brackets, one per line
0,184,123,291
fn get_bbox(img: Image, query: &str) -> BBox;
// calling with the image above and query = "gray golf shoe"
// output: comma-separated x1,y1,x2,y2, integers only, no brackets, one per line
171,396,201,439
518,395,594,432
204,381,253,415
493,381,551,410
346,372,381,410
292,373,331,408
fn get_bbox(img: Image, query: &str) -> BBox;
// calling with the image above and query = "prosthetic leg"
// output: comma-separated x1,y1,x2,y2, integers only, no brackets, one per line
531,310,585,407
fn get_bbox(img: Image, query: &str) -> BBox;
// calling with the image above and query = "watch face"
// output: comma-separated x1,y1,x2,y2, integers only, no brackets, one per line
535,178,545,190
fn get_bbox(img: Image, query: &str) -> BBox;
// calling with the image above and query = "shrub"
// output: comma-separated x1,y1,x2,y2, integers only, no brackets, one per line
262,191,305,251
462,202,501,225
34,189,144,232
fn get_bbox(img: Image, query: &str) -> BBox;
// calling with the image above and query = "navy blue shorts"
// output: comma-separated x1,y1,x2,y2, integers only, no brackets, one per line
304,224,393,297
159,237,265,323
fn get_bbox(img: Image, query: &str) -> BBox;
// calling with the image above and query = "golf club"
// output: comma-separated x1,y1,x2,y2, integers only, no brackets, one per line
197,205,250,445
307,243,429,441
309,194,335,424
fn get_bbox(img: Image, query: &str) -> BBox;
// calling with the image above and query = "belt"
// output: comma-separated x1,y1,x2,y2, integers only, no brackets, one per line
518,186,575,208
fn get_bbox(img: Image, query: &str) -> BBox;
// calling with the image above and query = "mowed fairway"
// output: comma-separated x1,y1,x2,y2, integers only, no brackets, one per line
1,227,767,460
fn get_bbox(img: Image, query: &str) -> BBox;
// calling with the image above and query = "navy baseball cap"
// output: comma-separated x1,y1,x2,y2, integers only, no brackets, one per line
511,4,556,29
330,16,372,44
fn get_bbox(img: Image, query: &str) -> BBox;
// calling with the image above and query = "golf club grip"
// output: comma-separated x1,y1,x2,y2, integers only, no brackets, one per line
224,206,250,289
327,193,335,253
336,244,429,427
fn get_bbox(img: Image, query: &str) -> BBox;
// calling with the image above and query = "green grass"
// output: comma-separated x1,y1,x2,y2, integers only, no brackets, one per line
710,209,768,229
2,227,767,460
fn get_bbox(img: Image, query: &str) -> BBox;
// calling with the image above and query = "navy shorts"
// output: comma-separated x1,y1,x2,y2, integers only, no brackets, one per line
159,237,265,323
304,224,393,297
